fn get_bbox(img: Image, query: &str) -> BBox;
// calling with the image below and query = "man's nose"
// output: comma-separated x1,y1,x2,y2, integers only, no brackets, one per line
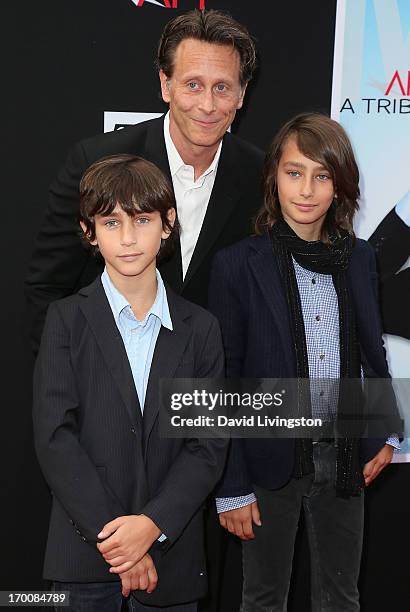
198,89,216,113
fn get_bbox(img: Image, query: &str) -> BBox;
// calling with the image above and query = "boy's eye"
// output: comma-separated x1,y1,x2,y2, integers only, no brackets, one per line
288,170,301,178
317,174,331,181
135,217,150,224
104,219,119,228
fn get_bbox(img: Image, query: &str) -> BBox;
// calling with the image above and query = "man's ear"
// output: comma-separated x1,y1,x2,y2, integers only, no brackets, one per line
162,208,176,239
236,82,248,110
80,221,97,246
159,70,171,104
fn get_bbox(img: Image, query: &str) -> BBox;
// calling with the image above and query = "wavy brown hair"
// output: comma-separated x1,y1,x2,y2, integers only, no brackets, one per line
156,9,257,88
79,154,178,262
255,113,360,241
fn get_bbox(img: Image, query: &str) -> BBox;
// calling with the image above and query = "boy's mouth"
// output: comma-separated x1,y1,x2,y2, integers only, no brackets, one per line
293,202,317,211
118,253,143,261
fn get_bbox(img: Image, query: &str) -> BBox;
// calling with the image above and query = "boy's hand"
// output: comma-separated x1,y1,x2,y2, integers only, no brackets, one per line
219,501,261,540
120,553,158,597
363,444,394,486
97,514,161,573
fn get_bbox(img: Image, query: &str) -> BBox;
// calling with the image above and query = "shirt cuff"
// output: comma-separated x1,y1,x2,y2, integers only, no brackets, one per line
215,493,256,514
396,192,410,226
158,533,167,542
386,434,401,451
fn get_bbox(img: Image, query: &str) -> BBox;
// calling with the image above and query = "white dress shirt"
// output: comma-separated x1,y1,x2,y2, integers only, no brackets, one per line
163,111,222,278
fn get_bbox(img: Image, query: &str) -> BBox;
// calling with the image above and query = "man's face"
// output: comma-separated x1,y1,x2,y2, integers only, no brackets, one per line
159,39,246,154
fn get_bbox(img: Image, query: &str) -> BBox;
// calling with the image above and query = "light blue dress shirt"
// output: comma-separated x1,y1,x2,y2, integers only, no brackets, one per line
216,257,399,513
101,268,173,411
101,268,172,540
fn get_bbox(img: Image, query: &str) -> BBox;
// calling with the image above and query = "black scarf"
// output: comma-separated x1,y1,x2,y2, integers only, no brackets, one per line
270,220,364,497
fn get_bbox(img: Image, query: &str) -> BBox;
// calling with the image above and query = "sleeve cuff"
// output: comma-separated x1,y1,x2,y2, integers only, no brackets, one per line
386,434,401,451
215,493,256,514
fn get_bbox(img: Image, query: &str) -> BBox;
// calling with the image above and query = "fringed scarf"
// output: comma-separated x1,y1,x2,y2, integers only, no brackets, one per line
270,220,364,497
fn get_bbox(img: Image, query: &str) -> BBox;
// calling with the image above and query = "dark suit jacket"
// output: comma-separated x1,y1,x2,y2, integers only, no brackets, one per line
33,278,228,606
25,115,264,352
208,234,400,496
369,208,410,339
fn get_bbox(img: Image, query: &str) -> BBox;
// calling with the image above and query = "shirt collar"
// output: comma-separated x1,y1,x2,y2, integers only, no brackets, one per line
163,110,222,181
101,268,173,330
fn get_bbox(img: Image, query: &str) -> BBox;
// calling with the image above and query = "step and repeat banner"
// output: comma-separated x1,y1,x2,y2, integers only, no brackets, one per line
331,0,410,460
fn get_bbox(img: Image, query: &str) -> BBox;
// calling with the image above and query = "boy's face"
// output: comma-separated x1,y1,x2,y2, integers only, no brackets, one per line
277,136,335,239
83,204,175,285
159,39,246,154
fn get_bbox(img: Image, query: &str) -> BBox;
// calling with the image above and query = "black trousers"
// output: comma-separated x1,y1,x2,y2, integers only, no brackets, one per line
241,442,364,612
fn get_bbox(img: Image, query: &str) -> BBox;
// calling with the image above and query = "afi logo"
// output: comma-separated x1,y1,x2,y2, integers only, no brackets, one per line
385,70,410,96
132,0,205,8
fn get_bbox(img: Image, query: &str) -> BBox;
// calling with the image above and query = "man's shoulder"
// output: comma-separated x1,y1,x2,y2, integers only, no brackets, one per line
76,116,164,161
225,131,264,165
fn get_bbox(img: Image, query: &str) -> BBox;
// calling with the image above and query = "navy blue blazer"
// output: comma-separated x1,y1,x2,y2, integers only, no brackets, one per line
209,234,398,496
33,278,228,606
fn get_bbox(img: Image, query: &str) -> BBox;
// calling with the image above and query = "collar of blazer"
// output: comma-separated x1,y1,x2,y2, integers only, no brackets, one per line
78,277,193,452
144,115,243,289
248,235,295,373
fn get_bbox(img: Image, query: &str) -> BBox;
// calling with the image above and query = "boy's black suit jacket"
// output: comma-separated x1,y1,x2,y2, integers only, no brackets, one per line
33,279,228,606
208,234,401,497
26,115,264,351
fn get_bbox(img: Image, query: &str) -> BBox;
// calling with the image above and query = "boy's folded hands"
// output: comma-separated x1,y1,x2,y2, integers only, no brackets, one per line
119,553,158,597
97,514,161,574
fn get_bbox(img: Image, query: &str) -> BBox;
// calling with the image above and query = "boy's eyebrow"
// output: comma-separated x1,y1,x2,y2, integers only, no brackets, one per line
283,160,329,171
99,209,148,217
103,210,120,216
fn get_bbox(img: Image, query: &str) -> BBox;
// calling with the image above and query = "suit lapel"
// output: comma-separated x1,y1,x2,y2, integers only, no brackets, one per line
248,236,295,373
142,289,192,456
183,134,241,287
143,116,172,181
79,279,143,433
144,116,184,292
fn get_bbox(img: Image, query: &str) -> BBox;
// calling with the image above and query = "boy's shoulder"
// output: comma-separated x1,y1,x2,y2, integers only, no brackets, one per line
164,285,219,330
213,234,270,266
44,278,106,332
351,237,375,262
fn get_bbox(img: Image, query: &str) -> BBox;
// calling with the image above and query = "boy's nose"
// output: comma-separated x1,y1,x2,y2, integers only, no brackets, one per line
120,228,137,246
300,178,314,198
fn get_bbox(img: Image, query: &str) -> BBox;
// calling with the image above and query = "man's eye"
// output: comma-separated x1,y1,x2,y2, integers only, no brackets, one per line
215,83,227,92
187,82,199,90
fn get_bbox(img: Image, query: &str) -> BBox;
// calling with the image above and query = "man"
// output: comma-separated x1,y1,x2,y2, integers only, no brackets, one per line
25,9,264,353
26,9,264,612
